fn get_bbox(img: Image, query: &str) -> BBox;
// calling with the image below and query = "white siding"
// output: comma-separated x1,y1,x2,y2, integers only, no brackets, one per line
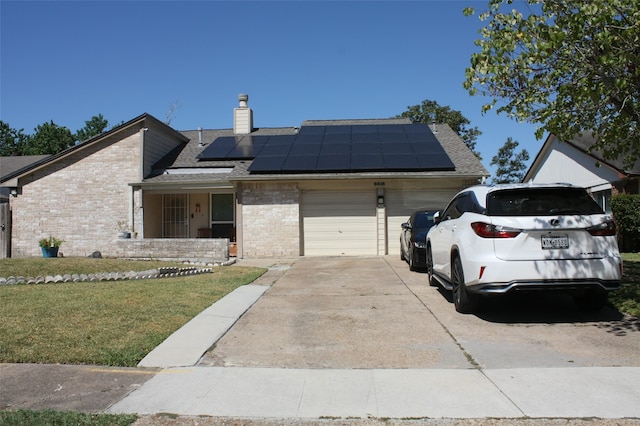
301,191,377,256
528,138,619,190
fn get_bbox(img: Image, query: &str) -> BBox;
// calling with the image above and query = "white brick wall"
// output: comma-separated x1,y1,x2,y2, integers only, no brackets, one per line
11,131,142,257
241,182,300,257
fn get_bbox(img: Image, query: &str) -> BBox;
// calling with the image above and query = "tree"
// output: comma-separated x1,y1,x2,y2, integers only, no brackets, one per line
75,114,109,143
490,137,530,183
0,120,31,156
397,99,483,159
25,121,75,155
164,100,182,125
463,0,640,169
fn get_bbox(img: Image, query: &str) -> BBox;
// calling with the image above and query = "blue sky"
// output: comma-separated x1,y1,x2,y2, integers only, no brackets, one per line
1,0,541,176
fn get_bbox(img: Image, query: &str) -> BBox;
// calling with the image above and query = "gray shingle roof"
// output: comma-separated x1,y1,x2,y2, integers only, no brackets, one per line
567,133,640,175
0,155,50,181
142,119,488,185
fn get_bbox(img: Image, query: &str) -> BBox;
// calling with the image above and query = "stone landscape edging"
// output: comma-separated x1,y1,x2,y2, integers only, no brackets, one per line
0,258,237,286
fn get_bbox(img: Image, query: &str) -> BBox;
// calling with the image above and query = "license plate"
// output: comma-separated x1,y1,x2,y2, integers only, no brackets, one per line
541,234,569,249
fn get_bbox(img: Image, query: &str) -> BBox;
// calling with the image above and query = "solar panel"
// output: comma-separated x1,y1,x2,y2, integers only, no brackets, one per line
282,155,318,171
196,123,455,173
351,154,385,170
316,154,351,171
384,153,420,169
320,144,349,155
289,143,321,156
248,155,286,171
260,143,292,156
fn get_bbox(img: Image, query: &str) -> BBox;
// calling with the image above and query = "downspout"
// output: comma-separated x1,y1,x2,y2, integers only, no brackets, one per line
235,182,243,258
135,127,148,237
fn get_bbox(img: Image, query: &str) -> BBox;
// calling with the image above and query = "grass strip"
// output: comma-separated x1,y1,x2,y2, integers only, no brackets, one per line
0,409,137,426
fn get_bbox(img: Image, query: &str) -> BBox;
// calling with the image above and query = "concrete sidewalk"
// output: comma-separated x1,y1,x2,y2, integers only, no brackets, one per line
108,365,640,419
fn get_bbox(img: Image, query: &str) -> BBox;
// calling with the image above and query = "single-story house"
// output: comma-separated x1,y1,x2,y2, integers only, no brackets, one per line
0,95,488,261
524,132,640,212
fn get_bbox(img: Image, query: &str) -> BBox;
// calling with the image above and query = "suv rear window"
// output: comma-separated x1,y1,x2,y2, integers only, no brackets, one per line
486,188,604,216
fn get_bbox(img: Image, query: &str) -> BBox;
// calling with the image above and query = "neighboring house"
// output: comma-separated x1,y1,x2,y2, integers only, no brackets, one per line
0,95,488,260
524,133,640,212
0,155,50,203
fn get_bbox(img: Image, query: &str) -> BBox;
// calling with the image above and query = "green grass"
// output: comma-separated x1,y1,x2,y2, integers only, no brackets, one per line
0,258,266,366
611,253,640,318
0,410,137,426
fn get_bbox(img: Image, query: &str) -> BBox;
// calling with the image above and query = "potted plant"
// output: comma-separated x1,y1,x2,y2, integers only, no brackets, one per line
39,235,63,258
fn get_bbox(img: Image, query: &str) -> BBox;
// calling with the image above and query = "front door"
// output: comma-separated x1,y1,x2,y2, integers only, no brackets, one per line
162,194,189,238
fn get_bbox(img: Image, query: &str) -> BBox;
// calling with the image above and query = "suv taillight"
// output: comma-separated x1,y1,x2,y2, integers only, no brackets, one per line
471,222,521,238
587,220,617,236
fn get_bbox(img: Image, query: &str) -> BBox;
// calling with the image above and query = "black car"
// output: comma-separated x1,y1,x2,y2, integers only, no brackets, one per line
400,210,436,271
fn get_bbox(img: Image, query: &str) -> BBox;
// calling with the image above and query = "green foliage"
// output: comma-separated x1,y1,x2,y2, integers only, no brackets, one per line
612,194,640,236
612,194,640,251
464,0,640,169
0,120,31,156
0,409,137,426
38,235,64,248
397,99,483,159
75,114,109,142
1,114,110,157
490,137,530,183
26,120,75,155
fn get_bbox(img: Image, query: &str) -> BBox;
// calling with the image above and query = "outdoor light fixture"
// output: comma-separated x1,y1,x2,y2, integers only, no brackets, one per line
10,189,17,197
377,195,384,206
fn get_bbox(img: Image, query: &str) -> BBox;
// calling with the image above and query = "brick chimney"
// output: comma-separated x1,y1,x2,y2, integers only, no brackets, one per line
233,94,253,134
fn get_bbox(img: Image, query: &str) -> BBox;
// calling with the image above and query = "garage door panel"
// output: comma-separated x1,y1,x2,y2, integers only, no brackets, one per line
386,189,455,255
302,191,376,256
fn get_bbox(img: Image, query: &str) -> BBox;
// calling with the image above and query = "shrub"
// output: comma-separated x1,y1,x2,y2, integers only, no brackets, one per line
612,194,640,252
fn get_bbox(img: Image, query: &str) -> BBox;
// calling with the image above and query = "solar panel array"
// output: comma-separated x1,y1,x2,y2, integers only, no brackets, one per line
196,124,455,173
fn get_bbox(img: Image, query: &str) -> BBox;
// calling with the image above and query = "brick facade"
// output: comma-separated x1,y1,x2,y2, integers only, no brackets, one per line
240,182,300,257
11,130,142,258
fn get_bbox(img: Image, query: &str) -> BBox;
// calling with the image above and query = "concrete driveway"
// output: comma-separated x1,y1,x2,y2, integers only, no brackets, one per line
201,256,640,370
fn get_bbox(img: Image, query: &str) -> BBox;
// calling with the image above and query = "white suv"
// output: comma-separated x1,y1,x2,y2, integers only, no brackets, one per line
426,183,622,313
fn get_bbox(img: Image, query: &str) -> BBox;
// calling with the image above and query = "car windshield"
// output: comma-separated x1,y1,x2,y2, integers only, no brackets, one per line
414,212,435,228
486,188,604,216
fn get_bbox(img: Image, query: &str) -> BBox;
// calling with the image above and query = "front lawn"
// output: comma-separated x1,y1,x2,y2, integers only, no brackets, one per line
0,258,266,366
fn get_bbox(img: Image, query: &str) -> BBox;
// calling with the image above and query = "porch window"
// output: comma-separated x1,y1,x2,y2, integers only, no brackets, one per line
211,193,235,240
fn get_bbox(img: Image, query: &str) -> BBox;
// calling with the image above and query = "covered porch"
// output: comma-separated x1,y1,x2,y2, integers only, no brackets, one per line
121,181,239,261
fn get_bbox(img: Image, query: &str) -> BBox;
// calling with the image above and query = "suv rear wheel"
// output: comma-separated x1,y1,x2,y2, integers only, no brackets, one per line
451,255,478,313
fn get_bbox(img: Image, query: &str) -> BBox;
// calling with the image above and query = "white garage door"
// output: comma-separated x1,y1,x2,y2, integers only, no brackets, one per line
301,190,377,256
386,189,454,256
